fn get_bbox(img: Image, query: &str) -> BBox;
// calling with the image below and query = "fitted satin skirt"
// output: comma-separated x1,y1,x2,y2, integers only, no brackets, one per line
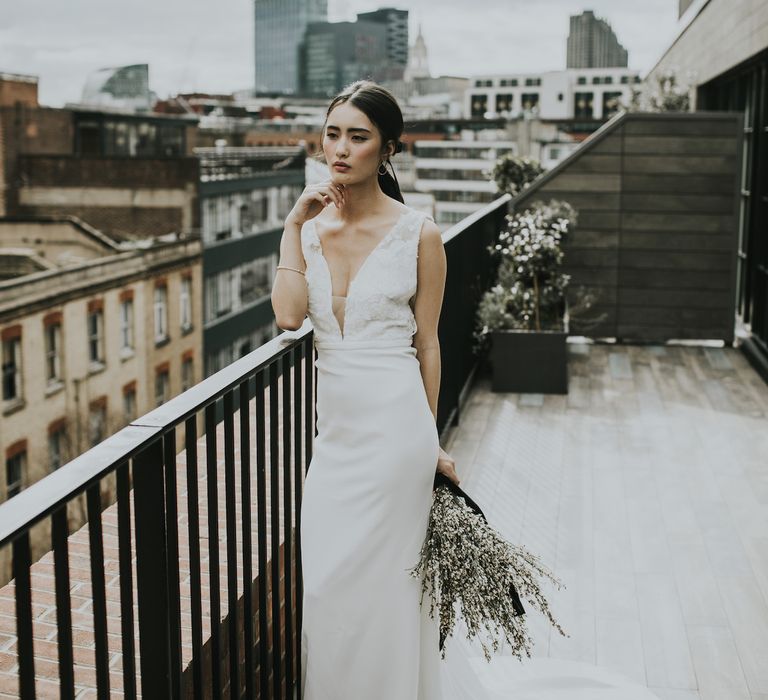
299,338,442,700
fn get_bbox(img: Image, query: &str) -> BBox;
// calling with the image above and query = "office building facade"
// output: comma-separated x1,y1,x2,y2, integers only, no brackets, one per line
466,67,640,121
197,146,305,374
567,10,629,69
413,139,516,228
254,0,328,94
357,8,409,80
301,20,388,97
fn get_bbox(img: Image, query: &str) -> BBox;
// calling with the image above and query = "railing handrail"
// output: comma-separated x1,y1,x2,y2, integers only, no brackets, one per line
0,321,314,550
441,193,512,245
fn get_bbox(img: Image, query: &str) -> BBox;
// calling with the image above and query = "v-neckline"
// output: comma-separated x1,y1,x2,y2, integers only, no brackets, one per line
311,208,410,340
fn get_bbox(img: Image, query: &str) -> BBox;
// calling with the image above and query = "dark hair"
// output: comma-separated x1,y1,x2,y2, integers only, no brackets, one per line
320,79,405,203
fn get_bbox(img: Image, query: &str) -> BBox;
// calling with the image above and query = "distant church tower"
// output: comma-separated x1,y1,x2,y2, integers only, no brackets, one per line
404,23,430,81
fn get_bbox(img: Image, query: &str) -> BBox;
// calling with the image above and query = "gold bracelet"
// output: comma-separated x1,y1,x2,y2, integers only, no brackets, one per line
276,265,306,276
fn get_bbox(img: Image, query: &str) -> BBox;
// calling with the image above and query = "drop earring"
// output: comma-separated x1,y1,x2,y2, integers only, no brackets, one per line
377,160,388,175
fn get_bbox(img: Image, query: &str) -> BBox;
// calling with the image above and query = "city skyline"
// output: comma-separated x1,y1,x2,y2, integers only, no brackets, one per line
1,0,678,107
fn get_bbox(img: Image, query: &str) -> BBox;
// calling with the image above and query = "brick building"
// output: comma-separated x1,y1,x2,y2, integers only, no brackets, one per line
0,73,200,240
0,216,202,579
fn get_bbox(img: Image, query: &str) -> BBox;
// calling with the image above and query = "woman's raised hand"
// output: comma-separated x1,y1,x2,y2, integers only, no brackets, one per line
286,180,346,227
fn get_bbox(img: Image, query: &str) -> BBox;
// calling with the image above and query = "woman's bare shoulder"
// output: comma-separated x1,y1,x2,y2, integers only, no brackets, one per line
417,214,443,246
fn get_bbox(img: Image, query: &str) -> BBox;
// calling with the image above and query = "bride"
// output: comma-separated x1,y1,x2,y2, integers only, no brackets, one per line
271,80,659,700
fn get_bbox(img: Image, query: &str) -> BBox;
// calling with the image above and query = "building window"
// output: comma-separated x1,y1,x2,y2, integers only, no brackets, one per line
123,381,137,423
205,270,233,321
603,91,624,119
2,327,23,402
240,256,274,306
88,398,107,447
48,420,67,471
180,275,193,332
495,94,513,114
577,76,587,85
45,321,63,384
521,93,540,111
120,296,135,353
524,77,541,86
5,441,26,499
604,76,613,84
575,92,595,119
470,94,488,118
154,283,169,343
155,364,170,406
181,354,194,392
87,303,105,367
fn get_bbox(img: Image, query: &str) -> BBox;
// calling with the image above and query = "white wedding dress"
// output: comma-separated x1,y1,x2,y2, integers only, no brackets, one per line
297,205,659,700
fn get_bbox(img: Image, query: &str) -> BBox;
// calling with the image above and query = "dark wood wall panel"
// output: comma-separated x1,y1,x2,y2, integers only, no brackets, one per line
512,112,742,342
621,193,733,213
623,136,737,155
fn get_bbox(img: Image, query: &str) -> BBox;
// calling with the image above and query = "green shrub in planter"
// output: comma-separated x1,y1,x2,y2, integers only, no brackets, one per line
490,154,545,198
475,199,577,393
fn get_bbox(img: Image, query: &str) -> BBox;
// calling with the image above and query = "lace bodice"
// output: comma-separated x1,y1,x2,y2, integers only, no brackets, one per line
300,206,433,345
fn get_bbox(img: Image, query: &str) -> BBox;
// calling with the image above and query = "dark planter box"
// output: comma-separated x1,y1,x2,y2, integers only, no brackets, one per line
489,327,569,394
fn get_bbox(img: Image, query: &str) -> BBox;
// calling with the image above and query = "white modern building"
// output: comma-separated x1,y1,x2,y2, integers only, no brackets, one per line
466,67,642,120
413,136,516,228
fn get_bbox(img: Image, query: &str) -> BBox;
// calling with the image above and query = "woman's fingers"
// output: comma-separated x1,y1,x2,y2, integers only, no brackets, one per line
316,182,342,208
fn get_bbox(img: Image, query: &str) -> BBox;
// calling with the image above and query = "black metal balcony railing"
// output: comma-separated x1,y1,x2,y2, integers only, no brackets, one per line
0,196,509,699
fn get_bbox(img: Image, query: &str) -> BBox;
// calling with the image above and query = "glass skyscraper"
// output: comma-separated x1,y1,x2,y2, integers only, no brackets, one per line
254,0,328,94
566,10,628,69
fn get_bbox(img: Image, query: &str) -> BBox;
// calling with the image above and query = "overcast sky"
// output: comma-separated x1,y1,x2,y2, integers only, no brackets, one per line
1,0,680,107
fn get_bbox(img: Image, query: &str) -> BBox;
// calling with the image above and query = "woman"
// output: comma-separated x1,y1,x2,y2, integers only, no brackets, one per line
271,80,660,700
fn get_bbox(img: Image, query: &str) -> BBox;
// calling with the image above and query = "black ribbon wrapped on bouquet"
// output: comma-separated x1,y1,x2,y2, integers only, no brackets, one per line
409,471,568,661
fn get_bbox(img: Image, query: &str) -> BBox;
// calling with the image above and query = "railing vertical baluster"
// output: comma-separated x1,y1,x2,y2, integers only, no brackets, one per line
239,377,255,700
52,506,75,700
292,343,304,698
282,352,294,692
205,403,222,699
13,532,35,700
185,415,204,699
133,436,172,696
116,462,137,700
223,390,240,697
86,483,110,698
164,429,183,698
298,335,314,696
269,362,282,698
254,370,270,697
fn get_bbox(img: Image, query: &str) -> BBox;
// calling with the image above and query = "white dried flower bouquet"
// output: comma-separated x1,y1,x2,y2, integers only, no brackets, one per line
409,473,568,662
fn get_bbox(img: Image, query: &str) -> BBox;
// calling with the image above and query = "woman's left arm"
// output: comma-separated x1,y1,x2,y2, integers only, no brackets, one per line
411,218,446,421
411,218,461,486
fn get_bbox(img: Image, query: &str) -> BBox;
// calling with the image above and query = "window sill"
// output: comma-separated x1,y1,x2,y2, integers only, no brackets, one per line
88,361,106,376
120,347,136,362
2,398,26,416
181,325,194,336
45,380,65,397
155,336,170,349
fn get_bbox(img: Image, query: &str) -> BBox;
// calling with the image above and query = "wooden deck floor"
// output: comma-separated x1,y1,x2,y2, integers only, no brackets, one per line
444,341,768,700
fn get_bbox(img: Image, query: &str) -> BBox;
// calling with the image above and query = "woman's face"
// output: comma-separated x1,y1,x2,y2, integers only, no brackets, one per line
322,101,389,184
